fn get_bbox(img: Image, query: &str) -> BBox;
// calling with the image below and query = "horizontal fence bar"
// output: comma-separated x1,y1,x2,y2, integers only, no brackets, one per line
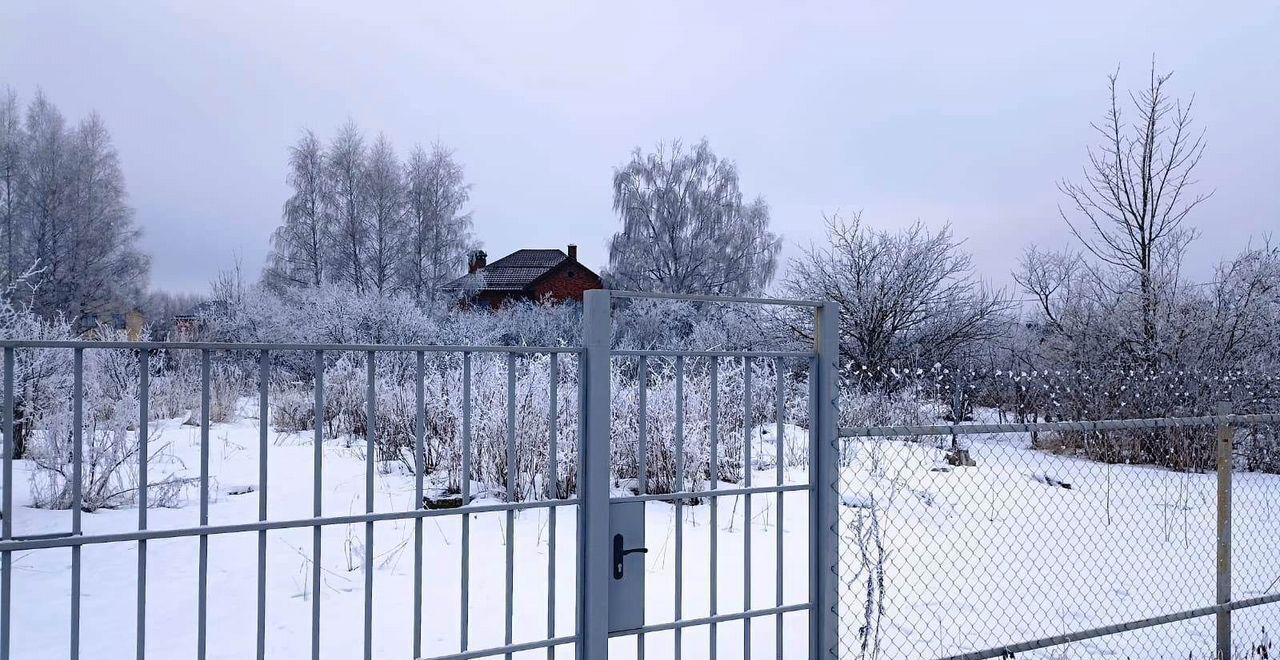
0,499,580,552
610,484,808,505
0,340,581,353
607,290,825,307
841,413,1280,438
613,349,815,358
939,591,1280,660
10,531,80,542
618,603,811,637
421,634,578,660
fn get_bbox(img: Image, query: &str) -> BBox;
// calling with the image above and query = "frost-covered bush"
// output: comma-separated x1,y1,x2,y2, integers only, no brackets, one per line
26,345,187,511
29,395,140,510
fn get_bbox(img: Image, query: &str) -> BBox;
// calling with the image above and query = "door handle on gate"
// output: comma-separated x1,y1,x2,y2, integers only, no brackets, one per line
612,533,648,580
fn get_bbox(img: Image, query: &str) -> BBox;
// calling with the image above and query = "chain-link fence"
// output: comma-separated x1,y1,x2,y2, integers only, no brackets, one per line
837,414,1280,659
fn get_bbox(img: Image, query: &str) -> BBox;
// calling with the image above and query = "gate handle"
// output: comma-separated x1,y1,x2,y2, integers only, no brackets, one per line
612,533,648,580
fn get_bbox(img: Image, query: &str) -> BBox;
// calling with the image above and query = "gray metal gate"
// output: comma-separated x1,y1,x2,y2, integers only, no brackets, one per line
580,290,840,659
0,289,842,660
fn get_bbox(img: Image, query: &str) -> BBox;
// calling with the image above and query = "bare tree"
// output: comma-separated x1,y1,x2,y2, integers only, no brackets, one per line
607,139,780,296
783,213,1010,367
265,129,328,290
62,112,148,314
324,120,368,294
400,143,474,306
0,87,20,288
1057,60,1210,364
363,134,403,296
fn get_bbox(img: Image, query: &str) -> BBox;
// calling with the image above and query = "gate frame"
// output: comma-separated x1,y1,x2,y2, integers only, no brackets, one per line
579,289,841,659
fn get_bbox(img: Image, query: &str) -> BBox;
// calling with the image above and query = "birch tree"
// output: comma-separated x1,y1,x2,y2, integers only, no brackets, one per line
0,90,147,317
607,139,780,296
364,134,403,295
264,129,327,290
0,88,20,289
61,112,147,313
400,143,474,306
324,120,369,294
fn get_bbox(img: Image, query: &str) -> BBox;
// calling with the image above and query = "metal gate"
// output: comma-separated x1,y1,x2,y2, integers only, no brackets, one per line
0,289,841,660
581,290,839,659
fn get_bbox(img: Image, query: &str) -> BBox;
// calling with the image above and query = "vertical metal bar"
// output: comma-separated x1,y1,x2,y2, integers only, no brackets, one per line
1216,401,1233,658
546,354,559,660
505,352,517,660
774,359,785,659
1,346,12,660
579,289,611,660
198,349,211,660
637,355,648,497
460,351,472,653
637,354,648,659
674,355,686,660
413,351,425,659
71,349,83,660
257,350,269,660
809,302,839,660
743,357,752,660
709,357,720,660
312,349,324,660
137,349,150,660
574,352,586,653
364,352,375,660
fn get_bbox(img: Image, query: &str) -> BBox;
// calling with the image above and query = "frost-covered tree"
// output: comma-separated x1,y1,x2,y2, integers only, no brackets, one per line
783,213,1010,367
607,139,780,296
400,143,474,306
264,129,328,290
60,112,148,313
0,90,147,317
0,88,21,289
324,121,369,294
364,134,404,296
1056,61,1210,366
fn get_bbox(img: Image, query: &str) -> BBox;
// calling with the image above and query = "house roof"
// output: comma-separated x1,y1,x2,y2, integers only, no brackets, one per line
443,248,582,292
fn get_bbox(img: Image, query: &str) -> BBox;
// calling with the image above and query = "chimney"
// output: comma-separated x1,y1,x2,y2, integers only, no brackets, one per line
468,250,487,273
567,244,578,261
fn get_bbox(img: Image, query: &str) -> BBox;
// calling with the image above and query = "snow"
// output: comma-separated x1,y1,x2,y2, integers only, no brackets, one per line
4,416,1279,659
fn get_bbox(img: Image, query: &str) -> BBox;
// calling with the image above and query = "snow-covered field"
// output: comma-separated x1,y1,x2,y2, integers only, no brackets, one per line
840,430,1280,659
5,412,1279,659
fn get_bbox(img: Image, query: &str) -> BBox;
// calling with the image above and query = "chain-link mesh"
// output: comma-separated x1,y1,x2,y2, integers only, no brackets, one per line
836,418,1280,659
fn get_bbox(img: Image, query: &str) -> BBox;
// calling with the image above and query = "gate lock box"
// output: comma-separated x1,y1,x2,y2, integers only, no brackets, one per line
608,500,646,634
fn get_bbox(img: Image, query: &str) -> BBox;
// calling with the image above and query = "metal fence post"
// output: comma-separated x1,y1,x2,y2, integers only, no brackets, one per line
1216,401,1233,659
810,301,839,659
580,289,611,660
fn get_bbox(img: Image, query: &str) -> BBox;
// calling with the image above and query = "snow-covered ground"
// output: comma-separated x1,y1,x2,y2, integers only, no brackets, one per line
4,413,1279,659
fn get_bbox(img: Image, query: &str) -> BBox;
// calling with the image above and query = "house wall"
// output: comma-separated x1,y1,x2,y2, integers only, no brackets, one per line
529,267,602,302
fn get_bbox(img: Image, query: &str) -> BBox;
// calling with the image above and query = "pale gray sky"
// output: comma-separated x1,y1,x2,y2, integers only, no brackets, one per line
2,1,1277,294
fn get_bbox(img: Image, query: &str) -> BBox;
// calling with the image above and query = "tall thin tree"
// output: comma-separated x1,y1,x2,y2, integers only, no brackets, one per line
1057,61,1210,364
400,143,474,305
265,129,328,290
325,120,368,294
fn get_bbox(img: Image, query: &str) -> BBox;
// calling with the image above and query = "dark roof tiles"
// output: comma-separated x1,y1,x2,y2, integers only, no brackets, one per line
443,248,569,291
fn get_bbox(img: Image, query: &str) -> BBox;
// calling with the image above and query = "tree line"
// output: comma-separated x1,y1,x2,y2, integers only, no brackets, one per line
262,121,476,305
0,88,149,318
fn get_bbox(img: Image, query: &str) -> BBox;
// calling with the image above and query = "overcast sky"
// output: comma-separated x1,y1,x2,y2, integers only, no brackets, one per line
1,1,1277,295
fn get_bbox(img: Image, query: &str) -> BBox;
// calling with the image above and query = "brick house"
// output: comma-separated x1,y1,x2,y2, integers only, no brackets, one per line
442,244,603,307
